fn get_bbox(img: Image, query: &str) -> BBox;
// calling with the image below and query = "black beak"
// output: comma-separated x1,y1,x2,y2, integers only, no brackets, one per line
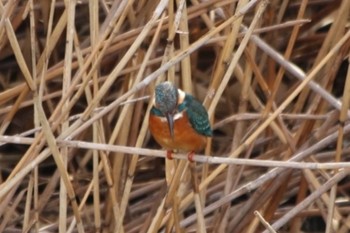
165,112,174,139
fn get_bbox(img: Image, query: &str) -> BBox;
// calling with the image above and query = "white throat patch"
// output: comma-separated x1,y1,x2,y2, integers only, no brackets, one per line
159,112,184,122
177,89,185,104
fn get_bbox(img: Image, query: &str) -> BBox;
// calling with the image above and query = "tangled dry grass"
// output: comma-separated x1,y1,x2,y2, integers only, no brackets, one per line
1,0,350,232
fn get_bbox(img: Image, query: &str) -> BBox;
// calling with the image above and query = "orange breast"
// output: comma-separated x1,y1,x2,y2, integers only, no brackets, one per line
149,113,207,152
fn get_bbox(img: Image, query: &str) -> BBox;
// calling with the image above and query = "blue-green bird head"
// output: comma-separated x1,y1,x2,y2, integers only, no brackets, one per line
154,81,178,138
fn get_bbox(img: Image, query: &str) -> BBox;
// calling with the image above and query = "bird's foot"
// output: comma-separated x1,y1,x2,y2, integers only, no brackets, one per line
166,150,174,160
187,151,195,163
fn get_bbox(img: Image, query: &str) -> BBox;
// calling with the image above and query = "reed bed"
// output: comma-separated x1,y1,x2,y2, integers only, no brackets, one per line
0,0,350,232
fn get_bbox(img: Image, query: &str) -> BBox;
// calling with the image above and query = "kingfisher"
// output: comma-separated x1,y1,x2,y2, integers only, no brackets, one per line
149,81,212,161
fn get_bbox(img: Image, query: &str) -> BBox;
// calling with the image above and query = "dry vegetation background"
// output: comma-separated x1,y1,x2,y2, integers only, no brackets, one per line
0,0,350,232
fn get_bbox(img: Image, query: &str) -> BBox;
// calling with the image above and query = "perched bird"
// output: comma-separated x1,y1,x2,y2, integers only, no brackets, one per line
149,81,212,161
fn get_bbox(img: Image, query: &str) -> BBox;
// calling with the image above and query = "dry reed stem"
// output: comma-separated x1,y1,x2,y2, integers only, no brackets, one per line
2,133,350,171
59,0,76,232
327,2,350,231
264,169,350,233
219,0,263,229
179,119,350,228
254,210,276,233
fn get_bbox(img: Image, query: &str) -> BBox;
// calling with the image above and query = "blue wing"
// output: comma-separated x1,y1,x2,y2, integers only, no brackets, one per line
179,94,212,137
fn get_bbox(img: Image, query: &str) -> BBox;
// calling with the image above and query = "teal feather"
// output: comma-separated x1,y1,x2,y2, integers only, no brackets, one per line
150,107,163,116
181,94,212,137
